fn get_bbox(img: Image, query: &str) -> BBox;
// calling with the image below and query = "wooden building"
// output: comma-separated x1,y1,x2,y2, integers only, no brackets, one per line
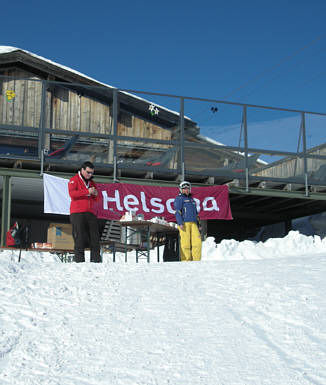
0,47,188,168
0,46,261,180
1,46,325,247
254,143,326,186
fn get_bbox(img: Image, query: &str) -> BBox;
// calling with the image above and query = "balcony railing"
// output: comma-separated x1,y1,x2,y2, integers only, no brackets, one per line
0,75,326,194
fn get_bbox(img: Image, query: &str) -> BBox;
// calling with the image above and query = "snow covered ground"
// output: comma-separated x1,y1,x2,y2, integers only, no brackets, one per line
1,231,326,385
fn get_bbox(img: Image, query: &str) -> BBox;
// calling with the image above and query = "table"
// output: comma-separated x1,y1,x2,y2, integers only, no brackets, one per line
100,241,138,262
120,220,179,263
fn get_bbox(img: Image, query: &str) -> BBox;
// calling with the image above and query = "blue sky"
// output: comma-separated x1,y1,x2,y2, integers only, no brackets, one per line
2,0,326,150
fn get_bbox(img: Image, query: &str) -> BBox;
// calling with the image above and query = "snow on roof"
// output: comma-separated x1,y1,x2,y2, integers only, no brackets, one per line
196,134,225,147
0,46,18,54
196,134,268,165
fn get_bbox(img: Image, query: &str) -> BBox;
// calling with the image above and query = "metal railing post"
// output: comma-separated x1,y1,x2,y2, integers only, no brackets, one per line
39,80,47,174
113,89,118,182
180,97,185,180
39,80,48,176
40,149,44,176
301,112,309,196
243,105,249,192
0,175,11,247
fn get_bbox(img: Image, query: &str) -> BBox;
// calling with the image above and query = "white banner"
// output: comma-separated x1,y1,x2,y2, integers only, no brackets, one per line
43,173,70,215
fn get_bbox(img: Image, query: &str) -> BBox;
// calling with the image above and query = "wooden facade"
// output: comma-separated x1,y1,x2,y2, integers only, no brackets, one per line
254,144,326,180
0,48,267,176
0,68,173,139
0,65,178,166
0,68,42,128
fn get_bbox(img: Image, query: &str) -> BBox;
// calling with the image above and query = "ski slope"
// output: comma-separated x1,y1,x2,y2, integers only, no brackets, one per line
1,231,326,384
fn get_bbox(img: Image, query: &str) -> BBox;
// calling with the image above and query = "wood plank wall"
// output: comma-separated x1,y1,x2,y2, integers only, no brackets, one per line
0,68,172,149
0,68,42,128
255,146,326,178
51,85,112,134
118,114,171,148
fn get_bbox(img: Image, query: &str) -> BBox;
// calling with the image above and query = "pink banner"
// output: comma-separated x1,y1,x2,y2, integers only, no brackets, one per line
94,183,232,222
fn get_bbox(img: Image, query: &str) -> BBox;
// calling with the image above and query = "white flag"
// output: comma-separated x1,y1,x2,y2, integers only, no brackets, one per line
43,173,70,215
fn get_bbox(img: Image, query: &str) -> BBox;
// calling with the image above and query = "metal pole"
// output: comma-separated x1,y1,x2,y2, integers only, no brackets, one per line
124,226,128,263
39,80,48,177
301,112,309,197
180,97,185,180
0,175,11,247
40,149,45,176
243,106,249,192
146,225,150,263
113,89,118,182
38,80,47,159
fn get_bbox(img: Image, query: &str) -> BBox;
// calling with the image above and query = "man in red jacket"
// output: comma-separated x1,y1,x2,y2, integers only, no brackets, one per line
68,161,101,263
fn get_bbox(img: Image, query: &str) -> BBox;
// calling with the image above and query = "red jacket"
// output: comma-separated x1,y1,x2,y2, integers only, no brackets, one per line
68,172,98,214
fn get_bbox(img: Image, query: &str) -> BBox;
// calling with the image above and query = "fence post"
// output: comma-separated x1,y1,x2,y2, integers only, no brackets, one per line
180,97,185,181
113,89,118,182
243,105,249,192
301,112,309,197
39,80,47,176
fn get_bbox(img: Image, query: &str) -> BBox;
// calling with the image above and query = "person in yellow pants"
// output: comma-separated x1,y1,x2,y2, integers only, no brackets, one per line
174,181,202,261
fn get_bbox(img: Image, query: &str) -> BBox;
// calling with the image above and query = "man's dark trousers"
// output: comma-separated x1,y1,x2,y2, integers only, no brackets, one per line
70,212,101,263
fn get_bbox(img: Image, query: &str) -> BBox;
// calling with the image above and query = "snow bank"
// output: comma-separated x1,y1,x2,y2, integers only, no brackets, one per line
202,230,326,261
2,231,326,266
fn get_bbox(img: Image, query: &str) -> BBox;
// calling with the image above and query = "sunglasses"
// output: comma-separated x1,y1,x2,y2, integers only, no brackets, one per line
85,170,94,175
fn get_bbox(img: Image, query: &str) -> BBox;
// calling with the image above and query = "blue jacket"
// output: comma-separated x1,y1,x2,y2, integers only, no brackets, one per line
174,193,198,225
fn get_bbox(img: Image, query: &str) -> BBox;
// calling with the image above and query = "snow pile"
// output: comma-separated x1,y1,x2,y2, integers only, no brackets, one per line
202,230,326,261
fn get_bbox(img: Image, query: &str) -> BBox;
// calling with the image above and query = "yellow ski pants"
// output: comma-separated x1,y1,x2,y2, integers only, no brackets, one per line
178,222,202,261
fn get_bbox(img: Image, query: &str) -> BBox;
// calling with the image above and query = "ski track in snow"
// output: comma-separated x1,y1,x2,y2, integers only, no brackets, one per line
0,249,326,384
